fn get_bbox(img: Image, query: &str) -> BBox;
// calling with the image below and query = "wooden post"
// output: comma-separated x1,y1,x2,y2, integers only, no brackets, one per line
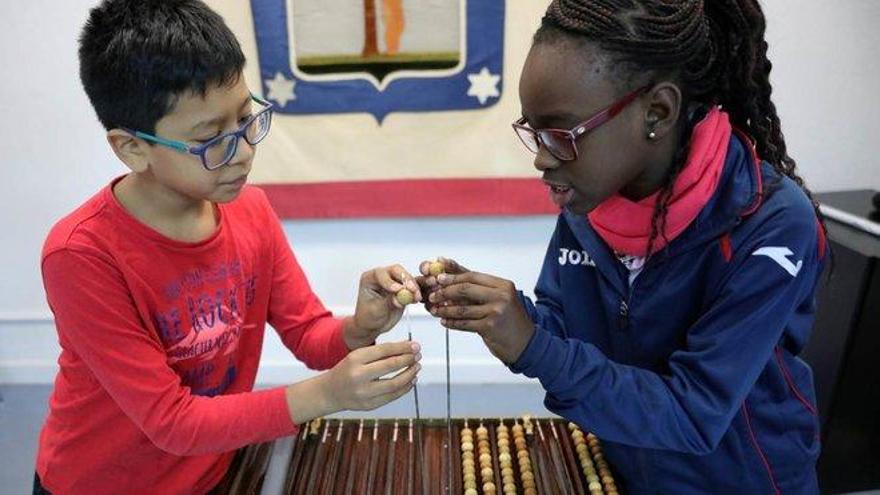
362,0,379,57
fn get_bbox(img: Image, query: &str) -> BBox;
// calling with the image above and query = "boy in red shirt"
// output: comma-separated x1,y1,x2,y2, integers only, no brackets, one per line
34,1,422,493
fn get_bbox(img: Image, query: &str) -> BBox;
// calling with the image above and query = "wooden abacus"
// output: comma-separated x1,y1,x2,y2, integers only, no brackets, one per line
215,415,621,495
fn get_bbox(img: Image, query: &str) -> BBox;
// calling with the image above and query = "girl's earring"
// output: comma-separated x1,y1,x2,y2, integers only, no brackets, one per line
647,130,657,140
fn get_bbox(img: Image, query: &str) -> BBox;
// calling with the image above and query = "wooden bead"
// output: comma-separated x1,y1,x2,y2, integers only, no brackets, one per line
395,289,414,306
498,452,511,463
463,473,476,482
461,441,473,452
464,481,477,490
602,475,615,484
478,440,491,451
524,488,537,495
463,452,474,460
461,427,473,437
587,474,599,483
517,450,530,460
479,453,492,464
512,424,524,435
588,481,602,491
501,467,513,477
521,471,534,482
465,489,478,495
429,261,445,276
483,481,497,493
576,443,588,454
476,426,488,436
481,467,494,479
497,438,510,449
503,482,516,493
523,479,537,490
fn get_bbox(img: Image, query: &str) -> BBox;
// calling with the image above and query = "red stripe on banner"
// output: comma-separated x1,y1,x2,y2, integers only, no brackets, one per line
259,178,560,219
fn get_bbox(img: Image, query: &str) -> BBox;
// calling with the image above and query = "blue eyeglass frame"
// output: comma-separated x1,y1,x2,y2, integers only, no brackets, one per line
123,94,274,171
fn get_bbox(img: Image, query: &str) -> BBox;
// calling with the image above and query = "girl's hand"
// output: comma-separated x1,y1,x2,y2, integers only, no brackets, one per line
346,264,422,349
321,341,421,412
428,269,534,364
417,257,466,311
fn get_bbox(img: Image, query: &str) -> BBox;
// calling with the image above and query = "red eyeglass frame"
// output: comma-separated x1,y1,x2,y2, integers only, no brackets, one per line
512,84,651,161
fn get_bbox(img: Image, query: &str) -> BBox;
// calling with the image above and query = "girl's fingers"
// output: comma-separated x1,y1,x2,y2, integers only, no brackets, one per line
429,282,495,305
440,318,484,334
431,303,492,320
437,270,507,289
438,257,469,274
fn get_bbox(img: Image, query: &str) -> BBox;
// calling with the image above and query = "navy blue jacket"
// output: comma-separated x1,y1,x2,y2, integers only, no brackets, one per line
511,134,826,494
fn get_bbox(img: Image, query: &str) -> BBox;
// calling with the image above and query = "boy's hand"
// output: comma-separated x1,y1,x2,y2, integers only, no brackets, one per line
346,265,422,349
322,341,421,412
428,268,534,365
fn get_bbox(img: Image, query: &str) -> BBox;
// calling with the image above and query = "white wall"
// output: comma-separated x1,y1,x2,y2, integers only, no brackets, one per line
1,0,879,384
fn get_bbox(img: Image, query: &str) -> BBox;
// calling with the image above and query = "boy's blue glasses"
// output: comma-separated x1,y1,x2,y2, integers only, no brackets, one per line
124,94,274,171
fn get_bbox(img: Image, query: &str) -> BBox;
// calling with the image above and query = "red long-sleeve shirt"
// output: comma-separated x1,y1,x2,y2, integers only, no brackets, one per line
36,179,349,494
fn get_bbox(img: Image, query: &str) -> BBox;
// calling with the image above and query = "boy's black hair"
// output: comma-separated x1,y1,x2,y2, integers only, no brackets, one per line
79,0,245,134
535,0,825,257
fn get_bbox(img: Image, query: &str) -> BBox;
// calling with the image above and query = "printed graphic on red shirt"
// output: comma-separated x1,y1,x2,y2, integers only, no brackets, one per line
152,260,259,396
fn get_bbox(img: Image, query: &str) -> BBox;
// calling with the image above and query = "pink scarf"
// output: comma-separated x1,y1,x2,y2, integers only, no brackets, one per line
588,107,732,256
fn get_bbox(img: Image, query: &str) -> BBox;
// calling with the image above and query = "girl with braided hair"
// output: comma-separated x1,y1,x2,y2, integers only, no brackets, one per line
423,1,827,493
